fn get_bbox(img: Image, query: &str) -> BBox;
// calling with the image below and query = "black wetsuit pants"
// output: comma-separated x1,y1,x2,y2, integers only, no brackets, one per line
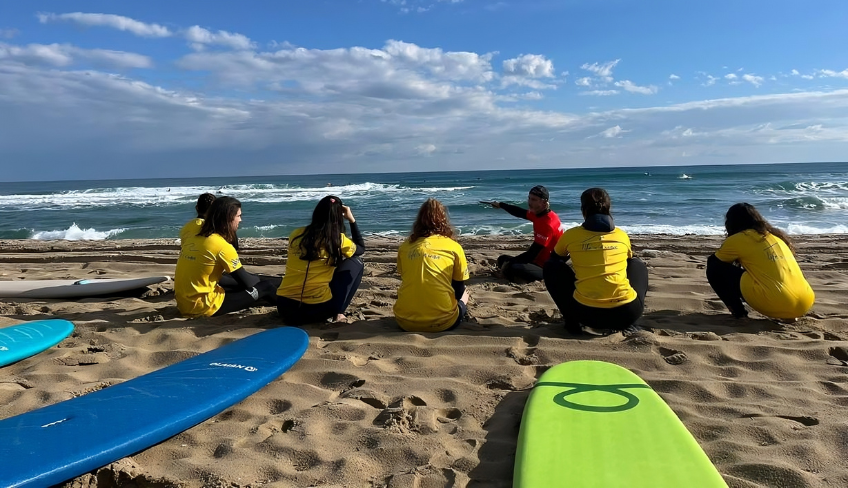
213,275,281,316
543,258,649,331
497,255,544,282
705,254,748,318
277,257,365,325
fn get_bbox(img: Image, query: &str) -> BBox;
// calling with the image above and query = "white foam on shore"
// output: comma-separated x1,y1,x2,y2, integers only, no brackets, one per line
31,224,126,241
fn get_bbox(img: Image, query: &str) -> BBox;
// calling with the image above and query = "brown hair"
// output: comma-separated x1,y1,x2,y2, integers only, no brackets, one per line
580,187,611,216
199,196,241,244
725,202,796,254
410,198,455,241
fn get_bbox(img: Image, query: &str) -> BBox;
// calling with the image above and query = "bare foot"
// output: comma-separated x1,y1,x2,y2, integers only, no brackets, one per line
333,313,349,323
460,289,470,305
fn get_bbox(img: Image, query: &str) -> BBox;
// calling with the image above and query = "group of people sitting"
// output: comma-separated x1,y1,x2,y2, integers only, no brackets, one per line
173,186,816,335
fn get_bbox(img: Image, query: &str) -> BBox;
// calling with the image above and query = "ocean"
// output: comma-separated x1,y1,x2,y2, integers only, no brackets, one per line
0,162,846,241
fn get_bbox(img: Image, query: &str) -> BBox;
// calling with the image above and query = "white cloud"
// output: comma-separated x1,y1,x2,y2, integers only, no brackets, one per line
0,28,19,39
818,69,848,79
580,90,619,96
599,125,625,138
37,12,172,38
580,59,619,82
742,73,764,87
0,42,152,68
725,73,737,80
614,80,657,95
502,54,554,78
791,69,800,76
575,77,592,87
801,74,814,80
501,54,555,88
185,26,254,51
701,74,719,86
669,74,680,80
415,143,437,155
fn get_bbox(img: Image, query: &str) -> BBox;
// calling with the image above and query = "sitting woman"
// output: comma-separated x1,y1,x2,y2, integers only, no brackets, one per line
543,188,648,335
706,203,814,321
394,198,470,332
277,196,365,325
174,196,279,317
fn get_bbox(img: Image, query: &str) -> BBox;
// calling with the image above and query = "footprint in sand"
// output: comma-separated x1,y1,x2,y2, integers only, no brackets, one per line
827,346,848,366
658,347,688,365
741,413,819,426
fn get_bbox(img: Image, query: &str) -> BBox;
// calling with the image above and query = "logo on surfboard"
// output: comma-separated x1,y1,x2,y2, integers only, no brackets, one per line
0,346,8,351
536,381,652,412
210,362,258,372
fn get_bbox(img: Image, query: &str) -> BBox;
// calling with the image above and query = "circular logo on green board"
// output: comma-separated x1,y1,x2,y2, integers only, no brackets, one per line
536,382,652,412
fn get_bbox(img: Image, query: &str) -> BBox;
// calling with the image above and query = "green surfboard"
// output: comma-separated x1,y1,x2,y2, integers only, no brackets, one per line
514,360,727,488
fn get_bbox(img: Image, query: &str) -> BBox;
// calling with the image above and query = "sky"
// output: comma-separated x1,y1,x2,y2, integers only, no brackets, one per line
1,0,847,181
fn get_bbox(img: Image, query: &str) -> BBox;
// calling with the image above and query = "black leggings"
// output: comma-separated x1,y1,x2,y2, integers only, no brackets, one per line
277,257,365,325
213,276,281,316
497,255,543,282
706,254,748,318
543,258,649,331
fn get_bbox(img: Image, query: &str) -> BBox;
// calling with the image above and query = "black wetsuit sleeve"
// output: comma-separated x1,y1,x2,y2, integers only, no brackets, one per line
511,242,544,265
451,280,466,300
499,202,529,220
349,222,365,256
229,266,259,290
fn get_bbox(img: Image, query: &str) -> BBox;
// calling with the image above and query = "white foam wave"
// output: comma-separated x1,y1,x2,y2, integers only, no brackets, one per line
0,182,473,210
31,224,126,241
618,224,725,235
785,223,848,234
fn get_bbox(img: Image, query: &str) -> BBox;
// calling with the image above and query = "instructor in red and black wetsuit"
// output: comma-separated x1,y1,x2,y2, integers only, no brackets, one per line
485,185,564,283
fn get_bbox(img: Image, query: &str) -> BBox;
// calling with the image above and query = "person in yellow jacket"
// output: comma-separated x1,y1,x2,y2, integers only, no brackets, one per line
394,198,470,332
277,195,365,325
707,203,814,320
543,188,648,335
174,197,279,317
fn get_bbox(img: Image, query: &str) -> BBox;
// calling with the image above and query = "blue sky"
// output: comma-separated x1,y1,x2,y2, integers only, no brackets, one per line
1,0,847,181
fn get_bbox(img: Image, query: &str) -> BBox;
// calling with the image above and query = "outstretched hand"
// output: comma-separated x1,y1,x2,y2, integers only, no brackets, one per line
480,201,501,209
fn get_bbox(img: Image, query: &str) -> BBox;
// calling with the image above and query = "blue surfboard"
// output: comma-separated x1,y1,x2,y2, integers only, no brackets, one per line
0,319,75,367
0,326,309,488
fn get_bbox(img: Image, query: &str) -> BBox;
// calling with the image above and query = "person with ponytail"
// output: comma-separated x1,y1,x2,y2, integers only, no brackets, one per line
174,196,279,317
179,192,216,243
276,195,365,325
394,198,470,332
543,188,648,335
707,203,814,320
483,185,564,282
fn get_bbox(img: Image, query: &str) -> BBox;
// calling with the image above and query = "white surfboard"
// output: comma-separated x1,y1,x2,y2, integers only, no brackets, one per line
0,276,170,299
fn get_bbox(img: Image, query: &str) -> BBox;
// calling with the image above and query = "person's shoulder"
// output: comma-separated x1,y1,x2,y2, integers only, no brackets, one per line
290,226,306,238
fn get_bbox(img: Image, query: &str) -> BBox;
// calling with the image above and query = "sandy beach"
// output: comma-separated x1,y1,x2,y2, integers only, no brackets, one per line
1,234,847,488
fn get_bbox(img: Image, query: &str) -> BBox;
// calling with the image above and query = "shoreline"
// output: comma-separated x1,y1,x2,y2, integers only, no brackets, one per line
1,235,847,487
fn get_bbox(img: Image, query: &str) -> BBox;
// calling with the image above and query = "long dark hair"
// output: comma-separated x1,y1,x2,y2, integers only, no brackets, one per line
199,196,241,244
410,198,455,241
725,202,796,254
292,195,347,266
580,188,611,216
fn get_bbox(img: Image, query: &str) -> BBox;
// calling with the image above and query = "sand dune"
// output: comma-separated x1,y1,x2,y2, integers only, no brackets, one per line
1,235,847,487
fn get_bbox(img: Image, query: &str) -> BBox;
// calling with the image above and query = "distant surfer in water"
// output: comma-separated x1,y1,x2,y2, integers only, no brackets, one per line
543,188,648,335
482,185,564,283
707,203,814,321
276,195,365,325
174,197,279,317
394,198,470,332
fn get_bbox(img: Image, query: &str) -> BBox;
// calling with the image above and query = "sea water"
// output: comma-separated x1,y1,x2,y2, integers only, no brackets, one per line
0,162,845,240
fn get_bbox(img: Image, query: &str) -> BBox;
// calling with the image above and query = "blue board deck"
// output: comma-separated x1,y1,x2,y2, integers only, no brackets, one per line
0,319,75,367
0,326,309,488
